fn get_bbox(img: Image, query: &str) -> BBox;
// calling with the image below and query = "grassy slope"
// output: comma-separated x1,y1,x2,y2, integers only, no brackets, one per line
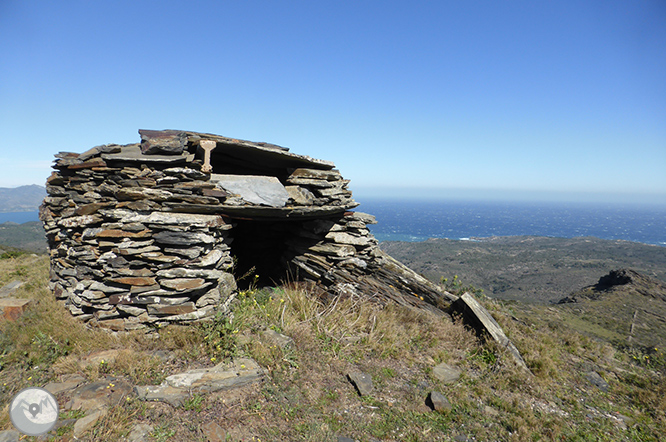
381,236,666,304
0,255,664,441
555,272,666,351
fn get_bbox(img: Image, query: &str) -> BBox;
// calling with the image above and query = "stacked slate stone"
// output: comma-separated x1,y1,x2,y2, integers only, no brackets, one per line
283,211,378,286
40,160,237,330
41,130,455,331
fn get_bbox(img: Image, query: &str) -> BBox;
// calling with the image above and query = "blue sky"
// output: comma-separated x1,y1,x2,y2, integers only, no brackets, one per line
1,1,665,204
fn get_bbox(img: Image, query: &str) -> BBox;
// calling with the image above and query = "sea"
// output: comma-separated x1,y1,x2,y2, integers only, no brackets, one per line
356,199,666,247
1,201,665,247
0,211,40,224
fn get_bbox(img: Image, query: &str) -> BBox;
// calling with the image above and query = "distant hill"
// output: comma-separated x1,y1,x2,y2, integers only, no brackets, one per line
0,184,46,212
555,269,666,349
559,268,666,303
380,236,666,304
0,221,46,253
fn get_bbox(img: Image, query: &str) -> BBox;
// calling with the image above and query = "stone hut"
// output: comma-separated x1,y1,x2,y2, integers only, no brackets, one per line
40,130,455,331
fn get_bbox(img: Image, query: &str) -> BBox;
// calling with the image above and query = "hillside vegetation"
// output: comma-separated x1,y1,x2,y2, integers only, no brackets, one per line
554,269,666,351
381,236,666,304
0,221,47,254
0,253,665,441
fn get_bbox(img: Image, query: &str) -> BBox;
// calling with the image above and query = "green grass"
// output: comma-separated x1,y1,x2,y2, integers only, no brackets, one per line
0,254,665,441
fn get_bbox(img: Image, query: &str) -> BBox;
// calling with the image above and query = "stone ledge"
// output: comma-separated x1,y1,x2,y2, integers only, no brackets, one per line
450,292,530,373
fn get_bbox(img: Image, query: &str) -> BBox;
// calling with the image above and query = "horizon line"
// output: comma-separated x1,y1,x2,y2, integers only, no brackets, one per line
2,183,665,206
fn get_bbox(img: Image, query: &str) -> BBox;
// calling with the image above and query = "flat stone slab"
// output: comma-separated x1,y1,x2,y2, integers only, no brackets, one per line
101,143,190,163
325,231,374,246
73,408,107,438
202,422,227,442
347,371,373,396
134,384,189,407
135,358,264,406
211,174,289,207
0,298,32,321
432,363,461,384
450,292,530,372
163,203,357,219
98,210,231,228
427,391,452,411
186,131,335,170
0,281,23,298
139,129,187,155
585,371,610,392
153,231,216,245
44,374,87,395
67,376,134,412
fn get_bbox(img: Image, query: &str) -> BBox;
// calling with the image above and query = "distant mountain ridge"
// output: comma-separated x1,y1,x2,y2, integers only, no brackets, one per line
0,184,46,212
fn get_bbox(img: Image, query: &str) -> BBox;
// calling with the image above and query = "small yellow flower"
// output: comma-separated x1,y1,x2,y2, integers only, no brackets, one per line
211,357,217,362
27,377,32,381
240,364,246,369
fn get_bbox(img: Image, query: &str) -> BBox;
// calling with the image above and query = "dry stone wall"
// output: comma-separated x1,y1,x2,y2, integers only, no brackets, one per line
41,163,238,330
41,130,454,330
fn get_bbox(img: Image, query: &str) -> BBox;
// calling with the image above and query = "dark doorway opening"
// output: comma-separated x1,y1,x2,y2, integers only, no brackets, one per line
229,219,312,289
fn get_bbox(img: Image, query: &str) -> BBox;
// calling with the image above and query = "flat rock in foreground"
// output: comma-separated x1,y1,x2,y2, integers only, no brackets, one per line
450,292,530,372
135,358,265,406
